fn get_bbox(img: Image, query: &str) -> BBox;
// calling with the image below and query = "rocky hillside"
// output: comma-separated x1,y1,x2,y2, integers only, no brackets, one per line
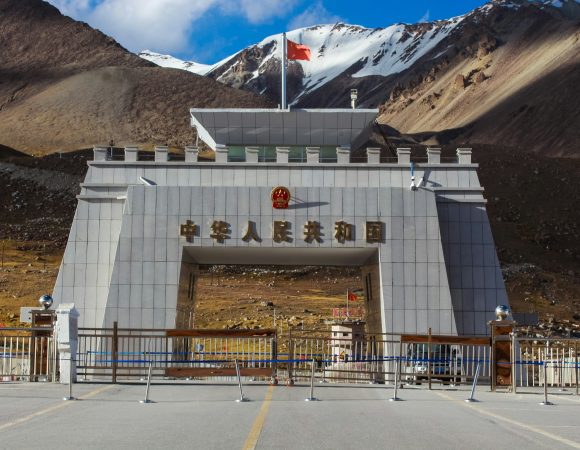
143,0,580,156
0,0,272,154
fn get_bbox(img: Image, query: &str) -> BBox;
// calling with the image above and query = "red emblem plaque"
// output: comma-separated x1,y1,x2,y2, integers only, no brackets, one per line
271,186,291,209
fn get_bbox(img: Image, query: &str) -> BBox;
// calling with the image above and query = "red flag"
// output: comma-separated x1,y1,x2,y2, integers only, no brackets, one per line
348,290,358,302
287,39,311,61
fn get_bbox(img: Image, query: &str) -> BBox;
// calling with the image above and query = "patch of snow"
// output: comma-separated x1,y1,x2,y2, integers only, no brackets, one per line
138,50,214,76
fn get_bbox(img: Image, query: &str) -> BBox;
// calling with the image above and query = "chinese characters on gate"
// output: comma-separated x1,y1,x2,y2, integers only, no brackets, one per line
180,220,384,243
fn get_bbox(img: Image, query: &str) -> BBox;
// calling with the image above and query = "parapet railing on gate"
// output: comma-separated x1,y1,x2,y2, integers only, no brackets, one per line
76,323,277,382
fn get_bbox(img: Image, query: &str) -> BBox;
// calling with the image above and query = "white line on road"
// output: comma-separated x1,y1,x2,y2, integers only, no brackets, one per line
435,391,580,449
0,385,115,432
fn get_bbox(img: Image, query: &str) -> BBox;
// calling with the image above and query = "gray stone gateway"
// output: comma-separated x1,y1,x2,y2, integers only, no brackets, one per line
52,108,508,335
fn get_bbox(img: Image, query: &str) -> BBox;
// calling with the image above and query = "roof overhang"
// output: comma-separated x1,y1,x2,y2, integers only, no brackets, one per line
189,108,379,150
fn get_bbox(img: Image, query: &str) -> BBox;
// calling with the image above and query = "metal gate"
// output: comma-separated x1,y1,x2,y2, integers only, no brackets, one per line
286,329,400,383
77,324,277,381
400,334,491,387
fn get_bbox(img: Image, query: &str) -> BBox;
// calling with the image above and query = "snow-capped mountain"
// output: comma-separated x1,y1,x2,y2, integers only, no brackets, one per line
138,0,580,109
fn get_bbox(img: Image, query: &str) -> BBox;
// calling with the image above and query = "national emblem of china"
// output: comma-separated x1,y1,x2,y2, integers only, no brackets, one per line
271,186,291,209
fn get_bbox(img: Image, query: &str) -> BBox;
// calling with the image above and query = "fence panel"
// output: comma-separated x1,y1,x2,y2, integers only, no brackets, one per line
0,328,57,381
516,338,579,390
77,326,277,381
400,335,491,386
287,330,400,384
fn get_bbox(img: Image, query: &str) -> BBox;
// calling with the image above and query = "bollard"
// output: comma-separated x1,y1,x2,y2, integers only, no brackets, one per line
235,359,249,402
305,361,318,401
540,361,553,406
389,358,402,401
465,363,481,403
140,362,154,404
63,357,76,401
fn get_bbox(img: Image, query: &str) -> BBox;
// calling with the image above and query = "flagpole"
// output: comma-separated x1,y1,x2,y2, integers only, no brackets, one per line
281,32,287,110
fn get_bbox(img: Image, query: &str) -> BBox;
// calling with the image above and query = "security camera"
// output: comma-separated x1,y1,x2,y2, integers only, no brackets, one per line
410,176,417,191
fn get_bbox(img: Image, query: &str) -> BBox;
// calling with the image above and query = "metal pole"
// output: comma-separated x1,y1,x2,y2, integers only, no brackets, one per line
63,357,76,401
575,342,578,396
511,332,517,394
140,362,154,404
465,363,481,402
428,328,432,390
281,33,287,110
235,359,249,402
540,361,553,406
305,360,317,401
389,358,401,401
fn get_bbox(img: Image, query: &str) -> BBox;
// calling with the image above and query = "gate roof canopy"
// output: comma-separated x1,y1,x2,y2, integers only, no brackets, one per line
189,108,379,150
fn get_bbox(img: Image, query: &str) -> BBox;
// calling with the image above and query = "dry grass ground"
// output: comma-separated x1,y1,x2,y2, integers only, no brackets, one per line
192,266,363,332
0,240,62,326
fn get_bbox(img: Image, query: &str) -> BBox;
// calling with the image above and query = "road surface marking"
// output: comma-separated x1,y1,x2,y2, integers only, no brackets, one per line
436,391,580,449
0,385,114,431
242,385,274,450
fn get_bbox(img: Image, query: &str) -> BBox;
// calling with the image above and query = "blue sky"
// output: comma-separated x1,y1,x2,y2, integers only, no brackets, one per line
48,0,488,63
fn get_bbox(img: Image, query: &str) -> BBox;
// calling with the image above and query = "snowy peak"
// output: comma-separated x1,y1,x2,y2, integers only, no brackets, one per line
138,50,212,76
200,18,465,106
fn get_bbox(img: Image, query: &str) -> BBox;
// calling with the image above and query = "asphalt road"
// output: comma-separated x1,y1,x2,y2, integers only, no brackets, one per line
0,381,579,449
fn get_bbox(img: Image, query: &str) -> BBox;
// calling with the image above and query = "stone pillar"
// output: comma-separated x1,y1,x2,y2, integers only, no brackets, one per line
427,148,441,164
306,146,320,164
245,146,259,163
276,147,290,164
124,146,139,162
56,303,79,384
457,148,472,164
93,146,107,161
397,148,411,165
154,145,169,162
367,147,381,164
185,146,199,162
215,144,229,163
336,146,351,164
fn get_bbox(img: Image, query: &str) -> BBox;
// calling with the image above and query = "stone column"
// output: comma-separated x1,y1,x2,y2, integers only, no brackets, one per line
367,147,381,164
124,146,139,162
215,144,229,163
154,145,169,162
56,303,79,384
276,147,290,163
93,146,107,161
427,148,441,164
336,146,350,164
185,146,199,162
397,148,411,165
245,146,259,163
457,148,472,164
306,146,320,164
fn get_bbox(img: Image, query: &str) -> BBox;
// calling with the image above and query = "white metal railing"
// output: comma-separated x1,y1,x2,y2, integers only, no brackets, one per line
515,337,579,391
0,328,57,382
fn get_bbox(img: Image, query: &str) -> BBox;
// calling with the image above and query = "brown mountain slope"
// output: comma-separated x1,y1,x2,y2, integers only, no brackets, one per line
0,0,272,153
378,6,580,156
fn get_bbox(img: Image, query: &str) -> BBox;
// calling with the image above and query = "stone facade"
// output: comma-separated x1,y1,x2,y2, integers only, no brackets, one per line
52,145,508,335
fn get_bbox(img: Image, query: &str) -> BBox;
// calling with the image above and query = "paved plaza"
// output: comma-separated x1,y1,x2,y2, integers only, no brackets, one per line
0,381,579,449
